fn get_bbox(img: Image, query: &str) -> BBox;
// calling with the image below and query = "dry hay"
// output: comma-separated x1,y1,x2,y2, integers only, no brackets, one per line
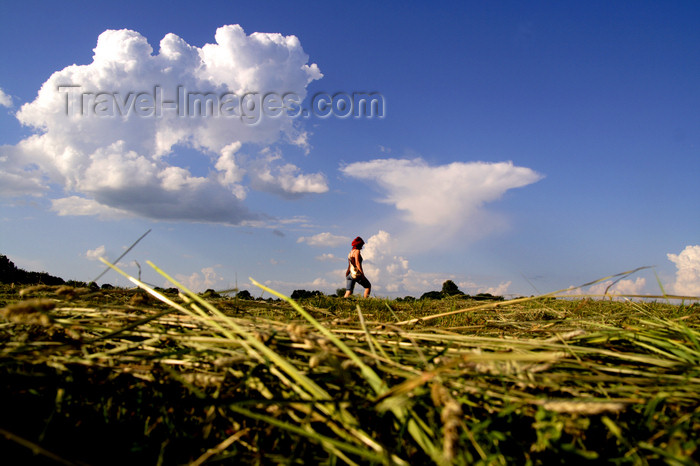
1,269,699,465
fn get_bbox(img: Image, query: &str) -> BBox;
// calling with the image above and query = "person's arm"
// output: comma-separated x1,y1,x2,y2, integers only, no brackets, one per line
354,250,364,275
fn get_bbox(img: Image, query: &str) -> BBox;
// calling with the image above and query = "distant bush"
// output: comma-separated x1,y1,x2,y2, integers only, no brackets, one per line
473,293,504,301
396,296,416,302
201,289,221,298
419,291,443,300
291,290,324,300
236,290,253,300
417,282,504,301
65,280,89,288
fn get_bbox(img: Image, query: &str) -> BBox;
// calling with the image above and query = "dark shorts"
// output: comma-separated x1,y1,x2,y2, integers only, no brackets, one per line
346,273,371,292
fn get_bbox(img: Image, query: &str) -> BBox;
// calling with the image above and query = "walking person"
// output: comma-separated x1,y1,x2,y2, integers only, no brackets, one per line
344,236,371,298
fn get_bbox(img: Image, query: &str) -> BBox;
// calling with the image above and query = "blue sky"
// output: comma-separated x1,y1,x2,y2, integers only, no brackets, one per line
1,1,699,298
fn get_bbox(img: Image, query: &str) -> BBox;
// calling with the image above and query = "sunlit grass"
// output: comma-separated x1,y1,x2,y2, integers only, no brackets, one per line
0,262,698,464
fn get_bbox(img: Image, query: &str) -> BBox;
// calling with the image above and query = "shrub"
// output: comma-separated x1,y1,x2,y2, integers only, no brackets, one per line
419,291,442,300
441,280,462,296
201,289,220,298
290,290,324,300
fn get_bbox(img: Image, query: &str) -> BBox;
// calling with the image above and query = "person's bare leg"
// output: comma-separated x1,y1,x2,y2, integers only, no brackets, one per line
344,290,352,298
363,288,370,298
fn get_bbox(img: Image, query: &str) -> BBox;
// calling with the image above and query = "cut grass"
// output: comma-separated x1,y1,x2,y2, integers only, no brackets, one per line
0,263,698,464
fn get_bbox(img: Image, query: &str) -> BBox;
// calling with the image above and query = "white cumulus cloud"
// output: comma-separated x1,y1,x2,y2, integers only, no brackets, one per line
341,158,543,249
1,25,325,224
85,245,107,261
248,158,328,198
667,245,700,296
176,266,227,292
353,230,508,296
341,158,543,227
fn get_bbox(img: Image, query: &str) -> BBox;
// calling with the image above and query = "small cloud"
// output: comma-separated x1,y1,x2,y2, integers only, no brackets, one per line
667,245,700,296
248,157,328,198
175,266,226,292
315,253,337,261
86,245,107,260
588,277,647,297
288,129,312,154
454,279,512,296
0,88,12,108
474,281,512,296
297,232,349,247
272,229,285,237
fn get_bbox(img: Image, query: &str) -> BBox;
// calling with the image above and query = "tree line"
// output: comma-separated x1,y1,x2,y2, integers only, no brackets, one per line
0,254,66,286
1,254,503,301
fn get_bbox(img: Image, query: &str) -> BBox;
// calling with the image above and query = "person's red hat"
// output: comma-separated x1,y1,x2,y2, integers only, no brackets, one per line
351,236,364,248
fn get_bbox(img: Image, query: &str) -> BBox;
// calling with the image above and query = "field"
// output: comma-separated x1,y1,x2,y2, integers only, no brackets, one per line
1,264,699,465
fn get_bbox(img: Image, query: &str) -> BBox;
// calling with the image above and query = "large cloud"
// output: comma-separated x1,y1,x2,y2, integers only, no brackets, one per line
667,245,700,296
342,158,542,227
341,158,543,251
1,25,326,224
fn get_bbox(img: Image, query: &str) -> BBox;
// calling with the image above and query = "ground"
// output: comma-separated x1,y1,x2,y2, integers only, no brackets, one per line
1,283,698,464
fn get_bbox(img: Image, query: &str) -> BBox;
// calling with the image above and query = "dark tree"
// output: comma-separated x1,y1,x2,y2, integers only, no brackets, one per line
236,290,253,300
441,280,462,296
0,254,64,285
200,289,220,298
291,290,323,300
0,254,15,283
